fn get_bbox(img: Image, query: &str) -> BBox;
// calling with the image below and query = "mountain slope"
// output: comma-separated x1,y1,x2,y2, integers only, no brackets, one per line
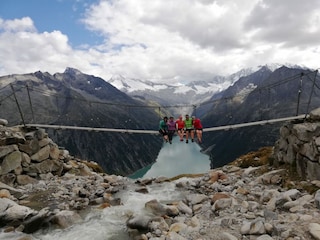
197,66,320,168
0,68,162,175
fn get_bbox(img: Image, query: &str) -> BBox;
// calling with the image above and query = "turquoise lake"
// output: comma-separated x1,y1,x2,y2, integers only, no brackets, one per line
129,136,211,179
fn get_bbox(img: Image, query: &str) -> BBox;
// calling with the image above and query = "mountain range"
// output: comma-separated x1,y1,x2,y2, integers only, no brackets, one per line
107,63,306,116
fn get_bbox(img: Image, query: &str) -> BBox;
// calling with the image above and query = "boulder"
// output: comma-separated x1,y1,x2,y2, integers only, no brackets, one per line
0,119,8,126
0,151,22,175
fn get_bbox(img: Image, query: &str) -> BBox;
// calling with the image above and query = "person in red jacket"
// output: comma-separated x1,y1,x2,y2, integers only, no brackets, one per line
192,116,203,143
175,115,185,141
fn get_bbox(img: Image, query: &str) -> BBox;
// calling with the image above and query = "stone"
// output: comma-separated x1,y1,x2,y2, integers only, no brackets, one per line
49,144,60,160
315,190,320,209
309,108,320,120
256,169,286,184
23,208,51,233
309,223,320,240
16,175,38,185
307,161,320,180
135,186,149,194
186,193,208,205
145,199,179,217
34,129,47,140
18,139,40,155
221,232,238,240
166,231,187,240
148,216,169,232
0,150,22,175
0,189,11,198
51,210,82,229
211,192,230,203
177,201,192,215
249,220,266,235
256,235,274,240
27,159,63,175
38,138,51,148
0,119,8,126
0,173,16,186
169,222,187,233
126,214,152,230
4,204,36,221
207,170,228,183
30,145,50,162
0,181,23,193
0,144,18,158
212,197,232,211
21,152,31,167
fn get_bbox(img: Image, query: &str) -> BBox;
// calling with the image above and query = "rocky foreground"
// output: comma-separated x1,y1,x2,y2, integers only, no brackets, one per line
1,119,320,240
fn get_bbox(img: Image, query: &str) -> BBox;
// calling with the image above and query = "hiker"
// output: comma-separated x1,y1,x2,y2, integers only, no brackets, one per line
159,116,169,142
167,116,176,144
175,115,185,141
192,116,203,143
184,114,194,143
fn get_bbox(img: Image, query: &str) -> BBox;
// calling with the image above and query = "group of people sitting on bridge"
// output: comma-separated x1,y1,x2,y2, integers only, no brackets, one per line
159,114,203,144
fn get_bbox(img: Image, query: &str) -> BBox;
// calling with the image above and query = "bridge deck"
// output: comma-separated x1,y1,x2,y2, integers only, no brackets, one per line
20,114,308,134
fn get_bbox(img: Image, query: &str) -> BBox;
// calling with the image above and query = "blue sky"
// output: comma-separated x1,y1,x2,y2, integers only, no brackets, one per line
0,0,320,84
0,0,102,47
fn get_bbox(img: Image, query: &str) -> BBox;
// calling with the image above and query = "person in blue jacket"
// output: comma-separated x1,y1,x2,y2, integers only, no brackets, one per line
159,116,169,142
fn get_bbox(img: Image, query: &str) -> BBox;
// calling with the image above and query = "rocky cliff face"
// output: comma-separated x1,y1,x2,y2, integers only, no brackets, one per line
274,108,320,180
0,119,104,186
0,118,120,234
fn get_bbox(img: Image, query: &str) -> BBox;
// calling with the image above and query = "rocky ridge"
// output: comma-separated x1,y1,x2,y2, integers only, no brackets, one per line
274,108,320,180
1,119,320,239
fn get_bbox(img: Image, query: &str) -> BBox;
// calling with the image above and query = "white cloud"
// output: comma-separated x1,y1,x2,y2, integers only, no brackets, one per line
0,17,36,32
0,0,319,84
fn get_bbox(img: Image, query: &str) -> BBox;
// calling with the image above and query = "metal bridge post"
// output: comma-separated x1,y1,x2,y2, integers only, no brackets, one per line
296,72,304,116
305,70,319,118
10,84,26,126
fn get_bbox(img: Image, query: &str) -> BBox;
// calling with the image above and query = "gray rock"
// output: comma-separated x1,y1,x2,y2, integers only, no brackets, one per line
0,119,8,126
0,150,22,175
315,190,320,209
126,214,152,230
309,223,320,240
30,145,50,162
309,107,320,120
4,204,36,221
0,144,18,158
16,175,38,185
51,210,82,229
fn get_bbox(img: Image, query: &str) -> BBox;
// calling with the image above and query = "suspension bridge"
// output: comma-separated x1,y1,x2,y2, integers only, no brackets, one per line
1,69,319,134
20,114,308,134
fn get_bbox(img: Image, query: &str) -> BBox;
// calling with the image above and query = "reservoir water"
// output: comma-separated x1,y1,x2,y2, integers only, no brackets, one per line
129,136,211,179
